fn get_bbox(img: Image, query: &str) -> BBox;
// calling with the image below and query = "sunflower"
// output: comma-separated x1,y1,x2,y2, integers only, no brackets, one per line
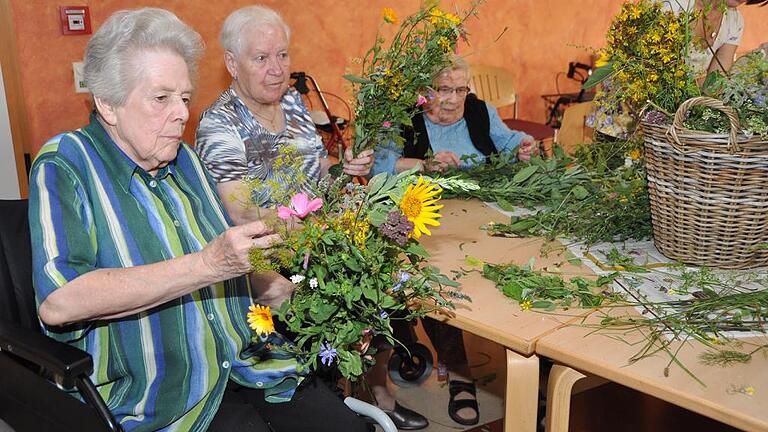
399,177,443,238
247,304,275,336
382,7,398,24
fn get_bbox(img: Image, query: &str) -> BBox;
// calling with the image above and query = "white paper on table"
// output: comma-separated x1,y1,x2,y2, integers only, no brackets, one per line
565,240,768,339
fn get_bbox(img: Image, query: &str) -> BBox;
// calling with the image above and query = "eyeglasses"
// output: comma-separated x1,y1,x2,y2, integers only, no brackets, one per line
435,86,471,97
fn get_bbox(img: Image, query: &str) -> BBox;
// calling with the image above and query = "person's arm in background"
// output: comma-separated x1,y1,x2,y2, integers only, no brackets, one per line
708,43,738,74
195,114,260,225
485,102,534,161
371,140,461,175
320,147,375,177
708,9,744,74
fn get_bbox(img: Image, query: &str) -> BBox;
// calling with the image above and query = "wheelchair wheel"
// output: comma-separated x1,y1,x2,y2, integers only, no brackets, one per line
387,342,433,387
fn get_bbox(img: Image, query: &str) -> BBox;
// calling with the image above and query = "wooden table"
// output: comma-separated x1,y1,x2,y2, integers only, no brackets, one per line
537,306,768,432
420,199,595,431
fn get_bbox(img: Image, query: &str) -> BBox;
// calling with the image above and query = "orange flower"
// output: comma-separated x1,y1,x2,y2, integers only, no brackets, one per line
247,304,275,336
383,7,398,24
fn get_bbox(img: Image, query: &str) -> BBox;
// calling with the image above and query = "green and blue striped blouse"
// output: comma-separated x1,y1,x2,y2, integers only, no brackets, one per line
28,114,300,431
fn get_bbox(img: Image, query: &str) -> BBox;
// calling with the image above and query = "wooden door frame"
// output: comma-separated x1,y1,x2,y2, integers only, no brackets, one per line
0,0,31,198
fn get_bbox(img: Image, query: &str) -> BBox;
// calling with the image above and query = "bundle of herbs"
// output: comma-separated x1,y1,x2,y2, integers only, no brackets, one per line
481,261,621,311
440,143,652,245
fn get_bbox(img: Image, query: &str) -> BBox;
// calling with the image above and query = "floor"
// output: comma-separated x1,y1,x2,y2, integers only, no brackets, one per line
375,320,741,432
385,320,506,432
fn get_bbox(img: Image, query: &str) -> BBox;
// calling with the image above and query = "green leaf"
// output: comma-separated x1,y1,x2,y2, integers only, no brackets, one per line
571,185,589,200
511,165,539,184
464,255,483,267
531,300,556,311
309,302,338,323
366,173,387,197
701,71,725,96
343,74,372,84
406,242,430,258
344,257,362,272
497,198,516,211
501,281,523,300
368,207,388,226
582,62,613,90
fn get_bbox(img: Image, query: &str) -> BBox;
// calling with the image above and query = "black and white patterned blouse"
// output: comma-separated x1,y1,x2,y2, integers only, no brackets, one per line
195,87,327,207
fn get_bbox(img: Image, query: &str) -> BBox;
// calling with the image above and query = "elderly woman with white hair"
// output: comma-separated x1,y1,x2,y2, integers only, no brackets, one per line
371,56,534,176
196,5,428,431
28,7,368,432
195,5,374,225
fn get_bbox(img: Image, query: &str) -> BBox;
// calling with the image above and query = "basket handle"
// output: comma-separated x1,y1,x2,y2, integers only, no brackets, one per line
666,96,741,154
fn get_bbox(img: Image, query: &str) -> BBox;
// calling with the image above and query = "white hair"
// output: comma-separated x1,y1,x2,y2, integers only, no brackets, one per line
220,5,291,56
435,55,471,84
83,8,204,107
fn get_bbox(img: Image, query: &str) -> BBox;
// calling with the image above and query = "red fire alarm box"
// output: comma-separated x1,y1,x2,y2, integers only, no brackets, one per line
59,6,91,35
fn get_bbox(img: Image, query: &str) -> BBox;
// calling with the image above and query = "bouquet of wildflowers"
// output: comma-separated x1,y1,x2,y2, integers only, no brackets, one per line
248,168,462,381
585,0,697,137
344,1,482,155
586,0,768,138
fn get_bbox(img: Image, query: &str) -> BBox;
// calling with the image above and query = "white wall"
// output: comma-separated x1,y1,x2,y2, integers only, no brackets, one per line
0,63,21,199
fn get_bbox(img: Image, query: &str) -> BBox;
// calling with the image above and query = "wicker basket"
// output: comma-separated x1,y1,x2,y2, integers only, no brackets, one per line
642,97,768,269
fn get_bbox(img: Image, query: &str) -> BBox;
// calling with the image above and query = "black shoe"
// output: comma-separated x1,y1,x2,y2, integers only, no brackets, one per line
378,402,429,430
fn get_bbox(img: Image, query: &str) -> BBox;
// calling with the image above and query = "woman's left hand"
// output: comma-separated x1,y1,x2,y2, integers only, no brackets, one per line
517,136,536,162
342,148,375,177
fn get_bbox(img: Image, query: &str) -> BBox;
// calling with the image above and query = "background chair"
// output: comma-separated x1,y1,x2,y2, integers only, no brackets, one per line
555,101,594,154
470,64,556,155
469,64,519,118
0,199,394,432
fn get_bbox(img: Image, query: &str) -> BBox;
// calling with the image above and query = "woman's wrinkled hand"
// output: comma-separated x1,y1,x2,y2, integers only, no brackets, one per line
517,136,535,162
342,148,375,177
426,150,460,172
200,220,281,281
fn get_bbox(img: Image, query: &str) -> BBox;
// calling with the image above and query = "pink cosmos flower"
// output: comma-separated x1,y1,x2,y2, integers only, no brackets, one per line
382,121,392,128
416,95,427,106
277,192,323,220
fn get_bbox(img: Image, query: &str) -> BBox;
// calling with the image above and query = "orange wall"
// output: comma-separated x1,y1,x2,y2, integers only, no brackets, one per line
8,0,768,154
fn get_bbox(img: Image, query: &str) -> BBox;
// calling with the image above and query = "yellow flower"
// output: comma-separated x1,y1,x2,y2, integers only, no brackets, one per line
628,148,642,160
520,299,533,311
247,304,275,336
745,386,755,396
336,210,370,249
382,7,398,24
438,36,452,51
399,177,443,238
595,51,611,68
444,12,461,26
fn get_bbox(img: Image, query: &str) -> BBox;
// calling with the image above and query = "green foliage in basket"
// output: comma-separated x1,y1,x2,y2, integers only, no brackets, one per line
685,51,768,137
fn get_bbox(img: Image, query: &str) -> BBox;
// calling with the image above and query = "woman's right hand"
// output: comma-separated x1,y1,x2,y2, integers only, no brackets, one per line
200,220,281,280
426,150,461,172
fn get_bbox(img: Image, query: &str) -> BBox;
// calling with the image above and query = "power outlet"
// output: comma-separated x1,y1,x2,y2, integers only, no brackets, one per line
72,62,88,93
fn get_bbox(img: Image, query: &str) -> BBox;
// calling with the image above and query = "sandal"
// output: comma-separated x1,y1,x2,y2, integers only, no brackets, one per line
448,379,479,426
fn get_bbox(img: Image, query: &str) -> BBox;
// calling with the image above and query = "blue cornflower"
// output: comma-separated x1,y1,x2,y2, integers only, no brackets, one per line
392,272,412,292
414,36,423,44
318,341,337,366
754,95,766,107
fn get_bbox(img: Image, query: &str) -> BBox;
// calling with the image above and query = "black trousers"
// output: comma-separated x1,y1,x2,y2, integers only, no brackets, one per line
208,378,370,432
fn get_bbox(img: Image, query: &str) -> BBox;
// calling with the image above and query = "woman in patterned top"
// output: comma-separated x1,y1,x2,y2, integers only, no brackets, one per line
195,5,373,225
196,6,429,430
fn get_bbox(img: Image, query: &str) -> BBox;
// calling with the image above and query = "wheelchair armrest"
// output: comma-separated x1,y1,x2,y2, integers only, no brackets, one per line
344,397,397,432
0,319,93,383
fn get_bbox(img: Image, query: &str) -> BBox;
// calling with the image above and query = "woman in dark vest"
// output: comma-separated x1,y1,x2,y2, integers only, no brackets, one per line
371,56,534,176
372,57,533,426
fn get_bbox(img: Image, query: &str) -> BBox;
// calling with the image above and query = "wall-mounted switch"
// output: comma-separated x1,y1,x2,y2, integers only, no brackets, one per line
73,62,88,93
